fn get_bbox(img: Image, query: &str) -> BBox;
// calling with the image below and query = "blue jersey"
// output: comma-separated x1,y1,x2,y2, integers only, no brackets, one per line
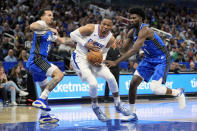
133,23,170,84
26,30,56,82
133,23,169,59
27,30,55,66
30,31,54,57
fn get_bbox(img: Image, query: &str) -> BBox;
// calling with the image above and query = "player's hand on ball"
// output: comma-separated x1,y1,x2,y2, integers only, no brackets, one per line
87,50,103,66
104,60,117,68
93,62,102,67
86,41,99,52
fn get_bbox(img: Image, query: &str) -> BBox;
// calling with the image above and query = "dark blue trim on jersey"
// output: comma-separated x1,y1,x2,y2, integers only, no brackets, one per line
72,52,80,70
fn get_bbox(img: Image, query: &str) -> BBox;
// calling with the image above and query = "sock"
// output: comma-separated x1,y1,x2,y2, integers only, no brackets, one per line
129,104,136,113
114,96,121,106
92,102,99,109
41,109,49,116
171,89,179,96
40,89,50,100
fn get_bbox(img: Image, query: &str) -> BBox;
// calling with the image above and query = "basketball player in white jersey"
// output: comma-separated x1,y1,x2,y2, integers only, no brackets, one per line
70,17,130,122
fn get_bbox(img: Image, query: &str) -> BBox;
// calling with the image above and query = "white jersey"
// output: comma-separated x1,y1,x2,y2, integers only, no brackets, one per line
74,24,112,60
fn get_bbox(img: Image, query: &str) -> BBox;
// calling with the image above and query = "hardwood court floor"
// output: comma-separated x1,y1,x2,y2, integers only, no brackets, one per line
0,98,197,131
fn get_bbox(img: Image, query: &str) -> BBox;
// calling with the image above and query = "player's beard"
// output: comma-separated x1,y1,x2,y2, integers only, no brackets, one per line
101,29,109,36
130,21,140,28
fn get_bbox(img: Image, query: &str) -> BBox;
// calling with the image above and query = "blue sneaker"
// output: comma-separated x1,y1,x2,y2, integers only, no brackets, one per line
32,98,51,111
121,113,138,122
92,106,109,122
176,88,186,110
115,103,131,116
39,114,59,124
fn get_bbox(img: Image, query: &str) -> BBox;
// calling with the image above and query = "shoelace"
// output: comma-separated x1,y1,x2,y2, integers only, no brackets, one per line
119,106,128,112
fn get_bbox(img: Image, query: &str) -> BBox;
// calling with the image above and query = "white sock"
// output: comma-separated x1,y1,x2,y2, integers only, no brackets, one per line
114,96,121,106
41,110,48,116
40,89,50,100
92,102,99,109
129,104,136,113
172,89,179,96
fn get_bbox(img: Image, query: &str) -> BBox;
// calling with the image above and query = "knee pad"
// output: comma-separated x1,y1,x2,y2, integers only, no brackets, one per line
150,80,167,95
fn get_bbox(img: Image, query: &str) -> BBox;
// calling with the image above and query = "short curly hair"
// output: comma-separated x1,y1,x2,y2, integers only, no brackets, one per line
128,8,145,21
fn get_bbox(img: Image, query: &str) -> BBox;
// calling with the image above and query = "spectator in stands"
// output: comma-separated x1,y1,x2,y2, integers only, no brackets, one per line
0,66,28,106
18,49,28,62
2,22,14,37
0,85,9,105
194,52,197,62
174,53,185,62
4,49,17,62
189,61,197,72
0,43,4,61
169,62,180,74
10,64,28,91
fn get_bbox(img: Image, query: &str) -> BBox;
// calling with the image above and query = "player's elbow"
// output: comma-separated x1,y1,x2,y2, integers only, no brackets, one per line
70,31,75,39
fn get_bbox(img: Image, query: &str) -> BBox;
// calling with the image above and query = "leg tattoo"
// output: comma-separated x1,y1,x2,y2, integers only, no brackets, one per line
46,79,59,92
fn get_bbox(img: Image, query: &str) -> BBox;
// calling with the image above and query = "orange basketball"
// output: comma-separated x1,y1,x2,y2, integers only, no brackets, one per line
87,50,103,65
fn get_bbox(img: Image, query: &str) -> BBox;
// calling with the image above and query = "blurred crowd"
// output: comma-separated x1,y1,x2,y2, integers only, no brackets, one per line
0,0,196,73
0,0,197,105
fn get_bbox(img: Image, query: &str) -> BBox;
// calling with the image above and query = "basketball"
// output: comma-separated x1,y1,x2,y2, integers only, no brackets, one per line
87,50,103,65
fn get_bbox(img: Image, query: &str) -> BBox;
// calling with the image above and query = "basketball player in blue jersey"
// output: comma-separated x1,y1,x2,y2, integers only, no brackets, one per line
26,8,69,124
70,17,130,122
105,8,186,121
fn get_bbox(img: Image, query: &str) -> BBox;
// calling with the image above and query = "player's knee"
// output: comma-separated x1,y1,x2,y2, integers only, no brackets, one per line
105,75,115,83
89,84,98,98
58,71,64,80
88,81,97,89
150,80,166,95
150,81,158,94
53,70,64,82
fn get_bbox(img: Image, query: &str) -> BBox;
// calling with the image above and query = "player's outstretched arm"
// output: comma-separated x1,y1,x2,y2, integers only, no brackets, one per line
105,27,149,67
115,27,150,64
30,22,58,34
55,36,74,45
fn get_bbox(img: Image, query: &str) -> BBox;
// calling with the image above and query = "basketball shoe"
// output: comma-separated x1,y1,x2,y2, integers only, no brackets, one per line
121,113,138,122
115,102,131,116
176,88,186,110
39,114,59,124
92,106,109,122
32,98,51,111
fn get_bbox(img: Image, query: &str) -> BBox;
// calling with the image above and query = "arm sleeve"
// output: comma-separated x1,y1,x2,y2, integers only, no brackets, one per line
70,29,87,46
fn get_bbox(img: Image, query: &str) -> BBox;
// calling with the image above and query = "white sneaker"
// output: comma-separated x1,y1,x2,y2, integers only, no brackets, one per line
176,88,186,110
11,102,18,106
19,91,29,96
121,113,138,122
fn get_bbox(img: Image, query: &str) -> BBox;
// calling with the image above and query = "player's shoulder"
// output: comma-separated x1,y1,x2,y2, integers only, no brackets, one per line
140,26,153,36
83,24,95,32
84,24,95,29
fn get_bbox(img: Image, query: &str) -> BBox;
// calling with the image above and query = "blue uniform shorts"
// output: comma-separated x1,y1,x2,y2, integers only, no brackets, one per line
26,56,52,82
136,56,170,84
